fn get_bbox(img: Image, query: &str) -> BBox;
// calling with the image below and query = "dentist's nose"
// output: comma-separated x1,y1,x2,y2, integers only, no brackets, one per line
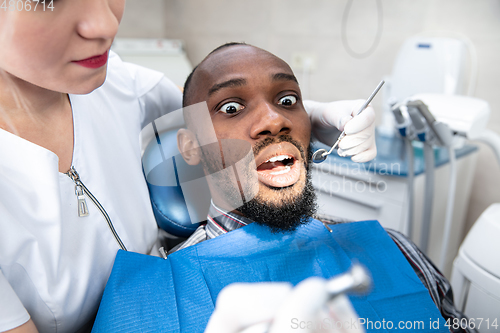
76,0,124,41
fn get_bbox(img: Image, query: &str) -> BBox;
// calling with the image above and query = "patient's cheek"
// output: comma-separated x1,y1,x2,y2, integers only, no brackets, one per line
203,139,259,210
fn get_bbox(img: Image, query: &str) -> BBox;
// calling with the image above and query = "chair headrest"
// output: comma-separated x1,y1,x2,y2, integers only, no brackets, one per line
142,129,209,238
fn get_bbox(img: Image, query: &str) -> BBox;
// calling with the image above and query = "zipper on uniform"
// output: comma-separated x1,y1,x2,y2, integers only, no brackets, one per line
66,166,127,251
75,184,90,217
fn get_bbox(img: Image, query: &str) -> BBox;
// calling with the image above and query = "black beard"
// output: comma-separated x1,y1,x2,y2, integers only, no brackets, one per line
239,141,317,233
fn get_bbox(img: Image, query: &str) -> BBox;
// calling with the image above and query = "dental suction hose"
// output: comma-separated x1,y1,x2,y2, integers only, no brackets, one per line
439,146,457,271
421,143,435,254
404,138,415,240
403,99,459,266
392,105,415,239
474,129,500,167
406,101,435,254
439,127,500,271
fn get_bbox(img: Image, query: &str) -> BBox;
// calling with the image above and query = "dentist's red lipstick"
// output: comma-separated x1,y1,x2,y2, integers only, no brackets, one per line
73,50,108,69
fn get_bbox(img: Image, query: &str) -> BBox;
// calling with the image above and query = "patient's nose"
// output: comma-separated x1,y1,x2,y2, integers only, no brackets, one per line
250,102,293,139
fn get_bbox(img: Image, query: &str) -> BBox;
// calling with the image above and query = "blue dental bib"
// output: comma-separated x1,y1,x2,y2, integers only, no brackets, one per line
92,220,447,332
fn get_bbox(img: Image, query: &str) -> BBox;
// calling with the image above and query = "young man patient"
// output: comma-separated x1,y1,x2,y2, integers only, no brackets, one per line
91,43,470,333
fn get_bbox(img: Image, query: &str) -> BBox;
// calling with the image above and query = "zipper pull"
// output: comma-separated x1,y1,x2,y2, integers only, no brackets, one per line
67,166,89,218
65,166,126,250
75,185,89,217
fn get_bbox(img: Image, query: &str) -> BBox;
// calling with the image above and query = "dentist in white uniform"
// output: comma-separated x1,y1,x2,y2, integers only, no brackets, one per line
0,1,376,332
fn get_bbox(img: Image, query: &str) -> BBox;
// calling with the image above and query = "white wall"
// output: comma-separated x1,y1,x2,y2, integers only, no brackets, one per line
118,0,500,240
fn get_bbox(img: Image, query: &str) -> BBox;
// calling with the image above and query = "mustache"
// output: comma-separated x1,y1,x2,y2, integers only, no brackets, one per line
252,135,308,164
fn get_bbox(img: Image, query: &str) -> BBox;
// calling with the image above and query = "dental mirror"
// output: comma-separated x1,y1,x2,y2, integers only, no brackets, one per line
312,148,329,163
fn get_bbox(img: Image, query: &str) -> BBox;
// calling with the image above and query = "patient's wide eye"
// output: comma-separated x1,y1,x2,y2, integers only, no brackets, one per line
219,102,245,114
278,95,297,106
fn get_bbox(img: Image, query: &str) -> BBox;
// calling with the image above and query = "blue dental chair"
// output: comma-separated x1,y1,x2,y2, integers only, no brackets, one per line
142,128,207,239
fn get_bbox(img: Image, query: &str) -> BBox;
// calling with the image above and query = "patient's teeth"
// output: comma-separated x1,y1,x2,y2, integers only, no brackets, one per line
269,165,291,175
268,155,290,163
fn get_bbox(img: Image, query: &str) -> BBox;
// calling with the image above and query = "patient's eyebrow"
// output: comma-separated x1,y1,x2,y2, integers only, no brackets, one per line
208,78,247,96
271,73,298,84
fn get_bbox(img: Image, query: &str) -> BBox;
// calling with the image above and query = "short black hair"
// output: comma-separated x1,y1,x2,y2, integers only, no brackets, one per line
207,42,248,56
182,42,248,107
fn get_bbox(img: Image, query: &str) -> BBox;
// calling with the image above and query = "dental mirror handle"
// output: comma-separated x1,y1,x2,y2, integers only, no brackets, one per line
312,80,385,163
326,80,384,155
353,80,385,118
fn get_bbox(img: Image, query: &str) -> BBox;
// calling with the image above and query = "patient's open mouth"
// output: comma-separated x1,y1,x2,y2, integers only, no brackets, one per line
257,155,295,175
255,143,302,188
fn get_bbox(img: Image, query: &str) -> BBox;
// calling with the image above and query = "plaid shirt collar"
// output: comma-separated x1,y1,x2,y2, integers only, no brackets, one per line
205,202,253,239
167,202,254,255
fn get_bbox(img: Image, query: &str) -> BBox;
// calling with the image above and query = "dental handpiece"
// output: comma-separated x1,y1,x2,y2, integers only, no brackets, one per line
325,263,371,298
312,80,385,163
239,264,372,333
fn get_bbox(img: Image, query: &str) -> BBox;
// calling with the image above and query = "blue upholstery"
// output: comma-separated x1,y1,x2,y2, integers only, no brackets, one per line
142,129,202,237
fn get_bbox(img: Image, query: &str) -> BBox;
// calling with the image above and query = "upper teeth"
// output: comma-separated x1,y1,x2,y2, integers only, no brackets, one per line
266,155,291,163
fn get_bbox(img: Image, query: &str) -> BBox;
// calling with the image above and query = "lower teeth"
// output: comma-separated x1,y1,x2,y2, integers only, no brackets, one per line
269,165,291,175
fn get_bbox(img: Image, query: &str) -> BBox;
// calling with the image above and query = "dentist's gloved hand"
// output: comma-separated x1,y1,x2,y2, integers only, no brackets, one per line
305,100,377,163
204,277,364,333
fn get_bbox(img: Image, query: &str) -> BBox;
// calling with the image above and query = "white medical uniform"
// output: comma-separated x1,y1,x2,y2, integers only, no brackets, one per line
0,52,182,332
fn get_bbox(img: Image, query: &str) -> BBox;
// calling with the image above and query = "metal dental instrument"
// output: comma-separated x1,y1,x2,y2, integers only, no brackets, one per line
312,80,385,163
239,264,372,333
325,263,371,297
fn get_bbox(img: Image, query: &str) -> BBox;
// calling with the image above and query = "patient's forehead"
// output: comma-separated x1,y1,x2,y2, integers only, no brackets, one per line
201,45,291,74
191,45,294,99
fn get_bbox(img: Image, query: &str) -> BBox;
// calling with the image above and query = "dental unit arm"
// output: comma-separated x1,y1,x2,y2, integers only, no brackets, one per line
407,94,495,150
391,94,499,271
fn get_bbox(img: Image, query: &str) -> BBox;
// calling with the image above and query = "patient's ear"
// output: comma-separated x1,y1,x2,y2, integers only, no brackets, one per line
177,128,201,165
